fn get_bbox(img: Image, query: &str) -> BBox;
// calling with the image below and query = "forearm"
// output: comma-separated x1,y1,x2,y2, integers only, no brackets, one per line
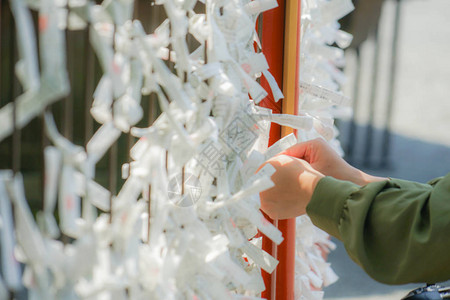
306,174,450,284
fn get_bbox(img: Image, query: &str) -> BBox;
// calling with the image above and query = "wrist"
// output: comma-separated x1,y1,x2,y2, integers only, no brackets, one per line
298,170,324,214
349,168,388,186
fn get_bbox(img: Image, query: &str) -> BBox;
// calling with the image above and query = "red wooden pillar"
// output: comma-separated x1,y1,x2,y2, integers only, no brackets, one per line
259,0,302,299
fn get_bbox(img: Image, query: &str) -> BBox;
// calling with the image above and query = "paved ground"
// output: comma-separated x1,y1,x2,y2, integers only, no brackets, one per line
323,0,450,298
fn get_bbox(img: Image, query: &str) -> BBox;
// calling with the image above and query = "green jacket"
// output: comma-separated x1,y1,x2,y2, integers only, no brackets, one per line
306,174,450,285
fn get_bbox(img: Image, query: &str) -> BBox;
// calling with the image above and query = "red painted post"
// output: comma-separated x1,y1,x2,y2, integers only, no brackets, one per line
258,1,285,299
259,0,302,298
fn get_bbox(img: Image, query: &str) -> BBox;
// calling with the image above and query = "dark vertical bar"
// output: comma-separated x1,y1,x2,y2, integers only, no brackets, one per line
133,0,139,20
12,102,21,174
41,110,50,210
64,29,74,140
84,29,94,144
8,5,19,299
11,15,21,174
345,47,361,163
126,133,134,178
257,14,263,48
147,184,151,243
167,23,174,71
108,142,118,223
147,0,158,32
255,13,263,84
181,166,185,195
108,24,118,223
185,10,192,54
381,0,402,168
204,40,208,65
363,27,380,167
165,150,168,171
1,0,13,108
149,91,160,124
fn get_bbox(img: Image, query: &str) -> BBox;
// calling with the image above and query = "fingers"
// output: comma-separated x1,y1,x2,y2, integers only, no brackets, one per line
279,138,323,161
280,143,309,159
256,150,308,174
259,155,294,173
258,138,325,173
265,155,314,174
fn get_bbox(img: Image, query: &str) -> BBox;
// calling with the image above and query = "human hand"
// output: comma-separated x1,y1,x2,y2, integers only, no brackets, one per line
281,138,386,186
259,155,324,220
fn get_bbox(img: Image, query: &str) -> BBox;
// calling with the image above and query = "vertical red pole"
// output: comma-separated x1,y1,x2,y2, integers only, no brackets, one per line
259,0,285,298
259,0,302,299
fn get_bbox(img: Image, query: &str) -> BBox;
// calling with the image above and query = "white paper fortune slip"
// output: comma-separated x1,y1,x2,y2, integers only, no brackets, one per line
0,174,22,291
299,81,351,107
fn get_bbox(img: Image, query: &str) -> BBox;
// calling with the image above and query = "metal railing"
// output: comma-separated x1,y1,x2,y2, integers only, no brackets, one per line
0,0,176,213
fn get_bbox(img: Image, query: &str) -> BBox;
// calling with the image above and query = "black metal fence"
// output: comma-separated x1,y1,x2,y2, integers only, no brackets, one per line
0,0,180,213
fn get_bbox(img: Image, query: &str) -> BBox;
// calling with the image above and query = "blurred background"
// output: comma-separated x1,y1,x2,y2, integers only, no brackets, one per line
327,0,450,298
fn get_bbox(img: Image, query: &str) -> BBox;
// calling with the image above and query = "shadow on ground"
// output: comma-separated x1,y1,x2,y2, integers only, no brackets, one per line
338,121,450,182
324,122,450,299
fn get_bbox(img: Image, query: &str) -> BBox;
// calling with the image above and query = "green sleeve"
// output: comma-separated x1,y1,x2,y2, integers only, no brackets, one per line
306,174,450,284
